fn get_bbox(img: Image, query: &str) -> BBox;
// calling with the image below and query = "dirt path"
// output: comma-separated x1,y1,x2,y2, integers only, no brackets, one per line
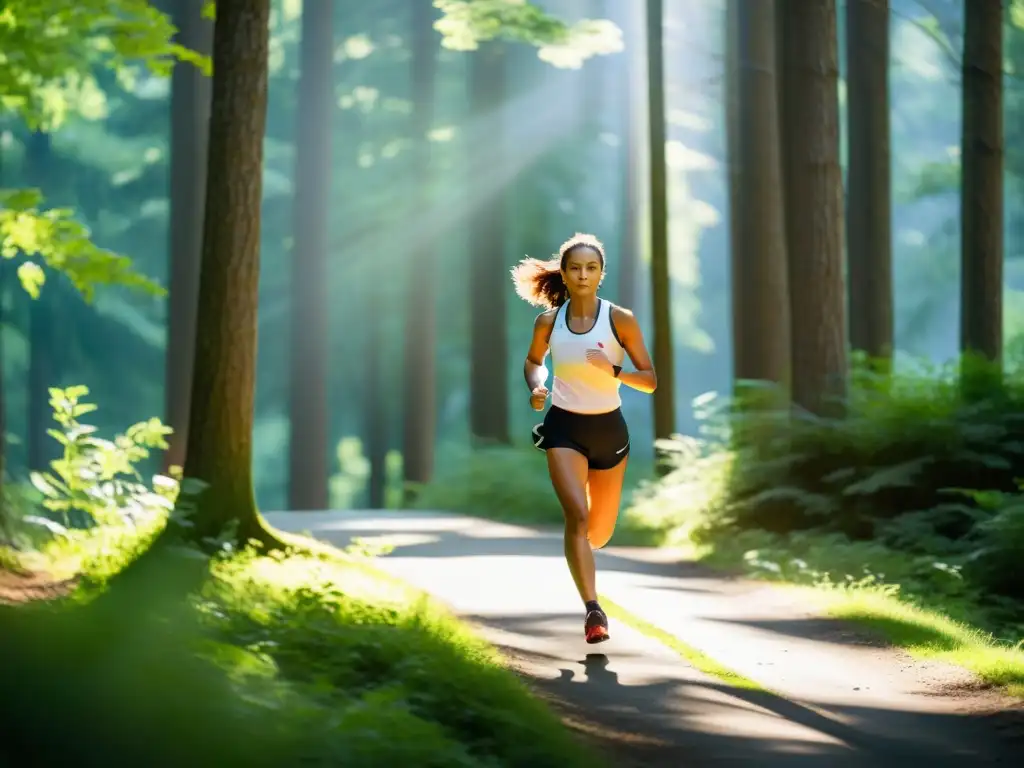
0,568,76,605
265,509,1023,766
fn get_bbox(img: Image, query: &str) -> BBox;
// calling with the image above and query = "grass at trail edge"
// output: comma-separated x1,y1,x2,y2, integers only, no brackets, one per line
0,521,603,768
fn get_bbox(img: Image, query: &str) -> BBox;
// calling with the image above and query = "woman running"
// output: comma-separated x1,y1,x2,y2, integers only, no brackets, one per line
511,233,657,644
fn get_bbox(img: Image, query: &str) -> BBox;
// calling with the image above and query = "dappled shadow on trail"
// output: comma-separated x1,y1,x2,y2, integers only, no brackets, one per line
708,616,891,649
267,510,1024,765
276,508,730,584
466,612,1019,766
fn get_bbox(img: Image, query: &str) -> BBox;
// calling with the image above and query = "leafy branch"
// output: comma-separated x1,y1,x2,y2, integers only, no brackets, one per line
433,0,623,68
0,188,164,301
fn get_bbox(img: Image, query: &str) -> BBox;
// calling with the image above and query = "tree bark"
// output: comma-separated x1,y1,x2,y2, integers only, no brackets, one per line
287,0,334,511
778,0,848,415
365,300,387,508
0,150,6,522
26,131,56,473
727,0,791,402
468,42,510,445
646,0,676,448
617,0,641,309
179,0,276,545
164,0,212,471
846,0,893,366
959,0,1003,385
402,0,439,500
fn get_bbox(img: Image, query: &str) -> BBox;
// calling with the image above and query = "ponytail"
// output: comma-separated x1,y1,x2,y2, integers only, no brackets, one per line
509,232,606,311
510,257,568,310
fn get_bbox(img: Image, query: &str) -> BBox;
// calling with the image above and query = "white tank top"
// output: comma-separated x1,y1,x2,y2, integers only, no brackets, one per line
548,299,626,414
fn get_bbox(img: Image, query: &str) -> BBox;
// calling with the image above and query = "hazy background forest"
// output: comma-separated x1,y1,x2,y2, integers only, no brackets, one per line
4,0,1024,764
0,0,1019,511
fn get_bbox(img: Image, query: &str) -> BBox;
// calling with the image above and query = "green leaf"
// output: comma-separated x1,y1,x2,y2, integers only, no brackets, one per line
1,188,164,300
842,458,933,496
433,0,622,67
16,260,45,298
0,0,207,131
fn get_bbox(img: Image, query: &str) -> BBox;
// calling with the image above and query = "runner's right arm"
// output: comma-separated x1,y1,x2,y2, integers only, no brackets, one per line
524,310,556,392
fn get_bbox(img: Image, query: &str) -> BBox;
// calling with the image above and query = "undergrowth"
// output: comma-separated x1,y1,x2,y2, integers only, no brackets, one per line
411,443,565,526
1,532,597,767
411,442,658,543
625,355,1024,647
0,389,599,768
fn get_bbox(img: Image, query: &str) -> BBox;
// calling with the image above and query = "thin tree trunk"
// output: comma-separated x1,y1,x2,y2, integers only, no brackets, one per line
402,0,439,501
179,0,277,545
778,0,847,416
0,147,6,528
728,0,791,403
164,0,213,471
365,302,387,508
617,0,641,309
645,0,675,448
846,0,893,366
959,0,1003,388
26,131,53,473
287,0,334,511
468,42,510,445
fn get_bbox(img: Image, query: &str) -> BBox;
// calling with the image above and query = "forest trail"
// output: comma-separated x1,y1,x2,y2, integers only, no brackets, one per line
265,509,1023,766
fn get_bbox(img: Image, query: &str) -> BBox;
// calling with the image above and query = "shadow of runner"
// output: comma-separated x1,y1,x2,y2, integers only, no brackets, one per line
476,613,1016,767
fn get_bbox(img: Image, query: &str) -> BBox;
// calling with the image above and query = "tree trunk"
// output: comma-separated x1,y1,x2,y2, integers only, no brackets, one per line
164,0,213,472
364,301,388,508
468,42,510,445
0,150,6,525
617,0,641,309
645,0,676,448
959,0,1003,388
778,0,847,416
402,0,439,501
26,131,54,473
287,0,334,511
179,0,277,545
846,0,893,366
728,0,791,404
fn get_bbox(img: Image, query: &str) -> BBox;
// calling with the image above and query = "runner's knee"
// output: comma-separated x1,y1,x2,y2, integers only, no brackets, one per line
562,504,589,537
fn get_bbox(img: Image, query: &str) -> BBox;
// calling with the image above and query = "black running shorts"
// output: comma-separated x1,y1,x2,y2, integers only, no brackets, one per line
532,405,630,470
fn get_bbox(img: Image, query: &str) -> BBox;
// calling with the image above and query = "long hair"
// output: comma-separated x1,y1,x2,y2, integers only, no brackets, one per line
510,232,606,310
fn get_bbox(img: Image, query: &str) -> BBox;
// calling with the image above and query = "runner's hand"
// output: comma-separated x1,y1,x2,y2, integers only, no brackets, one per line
530,386,549,411
586,348,614,376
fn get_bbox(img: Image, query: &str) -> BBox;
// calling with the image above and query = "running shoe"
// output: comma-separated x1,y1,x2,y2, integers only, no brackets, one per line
584,609,610,644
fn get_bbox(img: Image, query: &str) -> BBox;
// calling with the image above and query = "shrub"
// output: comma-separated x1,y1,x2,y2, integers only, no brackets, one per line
411,443,563,526
627,355,1024,608
1,385,178,581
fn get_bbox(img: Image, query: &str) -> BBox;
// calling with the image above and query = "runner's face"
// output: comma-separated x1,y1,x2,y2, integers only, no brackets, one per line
561,247,603,298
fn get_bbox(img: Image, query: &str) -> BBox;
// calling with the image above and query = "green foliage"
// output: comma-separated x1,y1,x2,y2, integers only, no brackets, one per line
0,0,207,132
328,437,405,509
0,0,192,308
410,442,660,544
909,158,959,200
625,356,1024,638
198,550,595,766
0,527,597,767
956,486,1024,600
27,385,175,530
434,0,623,68
411,444,563,525
0,187,164,300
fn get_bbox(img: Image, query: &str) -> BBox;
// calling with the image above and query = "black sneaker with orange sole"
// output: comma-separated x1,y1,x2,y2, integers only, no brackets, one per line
584,609,610,644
